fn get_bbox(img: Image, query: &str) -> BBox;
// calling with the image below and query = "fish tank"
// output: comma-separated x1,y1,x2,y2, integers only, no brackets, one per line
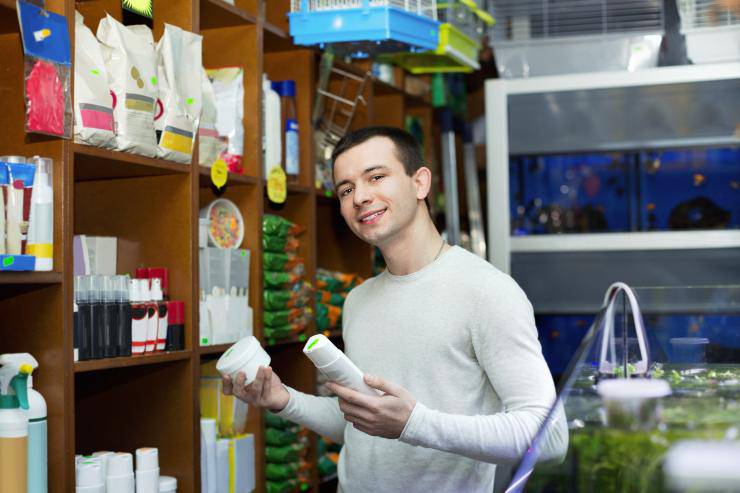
506,284,740,493
509,146,740,235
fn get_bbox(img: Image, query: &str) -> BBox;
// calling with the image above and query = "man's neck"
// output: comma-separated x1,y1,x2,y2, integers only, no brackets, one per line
379,211,446,276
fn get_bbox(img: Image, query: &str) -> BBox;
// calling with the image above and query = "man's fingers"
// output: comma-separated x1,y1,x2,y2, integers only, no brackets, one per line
338,399,375,422
331,382,377,408
364,374,404,397
222,375,234,395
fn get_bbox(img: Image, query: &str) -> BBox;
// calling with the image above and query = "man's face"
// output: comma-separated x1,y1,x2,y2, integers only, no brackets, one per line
334,137,422,247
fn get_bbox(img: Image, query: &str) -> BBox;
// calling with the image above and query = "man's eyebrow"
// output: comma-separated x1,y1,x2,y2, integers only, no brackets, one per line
335,165,391,191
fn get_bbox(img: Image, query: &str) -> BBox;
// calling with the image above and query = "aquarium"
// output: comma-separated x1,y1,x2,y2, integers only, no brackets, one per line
509,147,740,235
507,285,740,493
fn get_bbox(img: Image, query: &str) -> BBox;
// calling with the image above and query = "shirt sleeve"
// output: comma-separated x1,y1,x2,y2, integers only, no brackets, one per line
274,386,347,444
398,275,568,465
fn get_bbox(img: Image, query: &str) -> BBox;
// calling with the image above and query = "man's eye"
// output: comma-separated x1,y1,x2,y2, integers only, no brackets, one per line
341,187,353,196
371,175,384,181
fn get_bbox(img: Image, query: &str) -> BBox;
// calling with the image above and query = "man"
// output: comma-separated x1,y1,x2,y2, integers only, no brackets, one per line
224,127,563,492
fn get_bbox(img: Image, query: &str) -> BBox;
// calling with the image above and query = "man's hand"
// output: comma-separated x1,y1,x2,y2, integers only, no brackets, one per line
327,374,417,439
223,366,290,412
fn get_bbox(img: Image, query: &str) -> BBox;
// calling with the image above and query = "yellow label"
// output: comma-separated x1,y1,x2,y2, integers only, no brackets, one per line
211,159,228,188
267,166,287,204
26,243,53,259
160,131,193,155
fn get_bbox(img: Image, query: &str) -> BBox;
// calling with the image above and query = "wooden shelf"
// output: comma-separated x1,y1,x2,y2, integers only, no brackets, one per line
288,182,313,194
263,19,294,52
200,0,258,29
199,343,233,355
265,332,311,348
74,144,190,181
73,350,192,373
0,272,63,284
199,166,260,187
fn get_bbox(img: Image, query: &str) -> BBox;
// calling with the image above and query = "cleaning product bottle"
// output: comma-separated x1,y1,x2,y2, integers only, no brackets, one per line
262,74,282,177
151,278,168,352
115,275,132,357
24,355,47,493
0,354,32,493
130,278,147,356
141,279,159,354
273,80,299,182
102,275,118,358
26,156,53,271
75,275,91,361
88,275,104,359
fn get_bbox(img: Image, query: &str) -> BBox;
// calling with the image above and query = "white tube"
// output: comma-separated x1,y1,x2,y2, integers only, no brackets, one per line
303,335,377,396
26,156,53,271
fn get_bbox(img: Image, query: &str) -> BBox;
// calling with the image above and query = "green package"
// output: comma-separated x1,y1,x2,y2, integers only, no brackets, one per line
263,252,292,271
264,324,294,340
266,443,305,463
318,455,338,478
263,215,300,238
265,427,298,446
265,413,294,430
264,271,298,290
263,234,299,254
265,461,299,480
264,290,294,311
263,310,291,328
266,479,299,493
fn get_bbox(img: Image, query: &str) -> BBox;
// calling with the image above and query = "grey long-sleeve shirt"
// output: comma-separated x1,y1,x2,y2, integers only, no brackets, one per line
276,246,564,492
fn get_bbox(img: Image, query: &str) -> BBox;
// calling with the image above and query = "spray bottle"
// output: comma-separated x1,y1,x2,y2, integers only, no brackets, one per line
102,275,118,358
130,279,147,356
140,279,159,354
151,278,168,352
0,355,32,493
116,275,132,357
2,354,48,493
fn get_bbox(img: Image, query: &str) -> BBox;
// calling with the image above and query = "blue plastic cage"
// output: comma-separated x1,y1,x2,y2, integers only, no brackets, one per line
289,0,440,54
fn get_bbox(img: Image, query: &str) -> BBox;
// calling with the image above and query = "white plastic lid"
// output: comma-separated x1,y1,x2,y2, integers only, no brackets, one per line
159,475,177,491
129,279,141,303
107,452,134,477
77,460,104,487
136,448,159,471
139,279,151,302
597,378,671,400
303,334,339,368
151,278,163,302
664,440,740,490
216,336,269,379
670,337,710,345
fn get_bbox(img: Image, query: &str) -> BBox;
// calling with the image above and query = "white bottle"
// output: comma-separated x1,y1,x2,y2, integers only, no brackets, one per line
106,452,135,493
76,459,104,493
262,74,282,176
303,335,376,396
26,156,53,271
27,373,47,493
150,278,168,352
129,279,147,355
135,448,159,493
139,280,159,354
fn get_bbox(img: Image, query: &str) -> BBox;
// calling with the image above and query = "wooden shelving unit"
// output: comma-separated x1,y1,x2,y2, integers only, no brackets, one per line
0,0,435,491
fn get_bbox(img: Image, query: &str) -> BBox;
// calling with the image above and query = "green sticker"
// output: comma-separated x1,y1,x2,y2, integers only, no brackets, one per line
298,334,307,342
306,337,318,350
201,338,209,345
241,250,248,257
325,190,333,198
91,69,100,76
186,97,194,105
300,485,308,491
151,76,158,86
3,256,14,267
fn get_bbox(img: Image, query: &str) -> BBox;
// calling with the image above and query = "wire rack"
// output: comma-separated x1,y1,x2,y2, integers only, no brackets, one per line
291,0,438,20
489,0,664,41
678,0,739,31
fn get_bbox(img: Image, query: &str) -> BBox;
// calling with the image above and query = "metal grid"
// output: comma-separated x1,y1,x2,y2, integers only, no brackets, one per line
291,0,438,19
489,0,664,41
678,0,740,30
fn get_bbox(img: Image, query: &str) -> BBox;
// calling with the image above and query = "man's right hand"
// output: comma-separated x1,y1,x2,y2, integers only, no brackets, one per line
223,366,291,412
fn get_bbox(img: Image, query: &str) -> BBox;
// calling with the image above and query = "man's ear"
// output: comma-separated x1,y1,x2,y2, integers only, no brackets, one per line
413,166,432,202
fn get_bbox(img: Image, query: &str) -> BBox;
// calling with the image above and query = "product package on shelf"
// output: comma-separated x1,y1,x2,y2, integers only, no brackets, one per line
264,413,311,493
207,67,244,173
17,1,73,139
262,215,314,345
96,15,158,157
315,268,364,333
199,67,226,168
201,361,256,493
317,436,341,482
73,11,115,148
75,447,176,493
0,155,54,272
155,24,203,163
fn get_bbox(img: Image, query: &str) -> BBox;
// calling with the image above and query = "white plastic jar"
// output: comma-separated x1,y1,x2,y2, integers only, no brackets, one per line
216,336,270,384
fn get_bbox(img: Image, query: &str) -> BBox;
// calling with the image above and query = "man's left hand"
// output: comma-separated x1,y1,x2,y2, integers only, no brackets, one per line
327,375,417,439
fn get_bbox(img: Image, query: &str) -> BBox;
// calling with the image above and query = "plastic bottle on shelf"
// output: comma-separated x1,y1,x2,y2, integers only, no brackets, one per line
140,279,158,354
272,80,299,183
115,275,132,357
0,355,32,493
23,355,47,493
151,278,168,352
262,74,282,178
102,276,118,358
87,275,105,360
130,279,147,356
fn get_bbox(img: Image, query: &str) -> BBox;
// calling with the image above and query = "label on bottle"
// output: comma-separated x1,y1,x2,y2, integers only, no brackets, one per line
285,119,299,176
267,166,287,204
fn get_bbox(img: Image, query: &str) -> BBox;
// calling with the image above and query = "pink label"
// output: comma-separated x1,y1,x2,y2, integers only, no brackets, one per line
80,108,114,132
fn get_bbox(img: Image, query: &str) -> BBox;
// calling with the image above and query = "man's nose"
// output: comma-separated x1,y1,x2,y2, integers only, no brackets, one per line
353,183,372,207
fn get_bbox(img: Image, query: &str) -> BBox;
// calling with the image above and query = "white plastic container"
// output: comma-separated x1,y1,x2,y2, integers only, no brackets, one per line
76,459,104,493
664,440,740,492
596,378,671,429
303,334,376,396
91,451,114,486
106,452,135,493
198,218,210,248
158,475,177,492
135,448,159,493
199,199,244,250
216,336,270,384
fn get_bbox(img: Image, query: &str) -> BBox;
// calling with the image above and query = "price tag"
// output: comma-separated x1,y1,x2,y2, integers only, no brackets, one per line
211,159,228,188
267,166,287,204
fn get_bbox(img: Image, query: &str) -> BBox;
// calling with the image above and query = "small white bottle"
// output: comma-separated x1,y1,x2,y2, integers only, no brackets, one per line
76,459,104,493
150,278,168,352
140,280,159,354
303,335,376,396
135,448,159,493
129,279,147,355
106,452,135,493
